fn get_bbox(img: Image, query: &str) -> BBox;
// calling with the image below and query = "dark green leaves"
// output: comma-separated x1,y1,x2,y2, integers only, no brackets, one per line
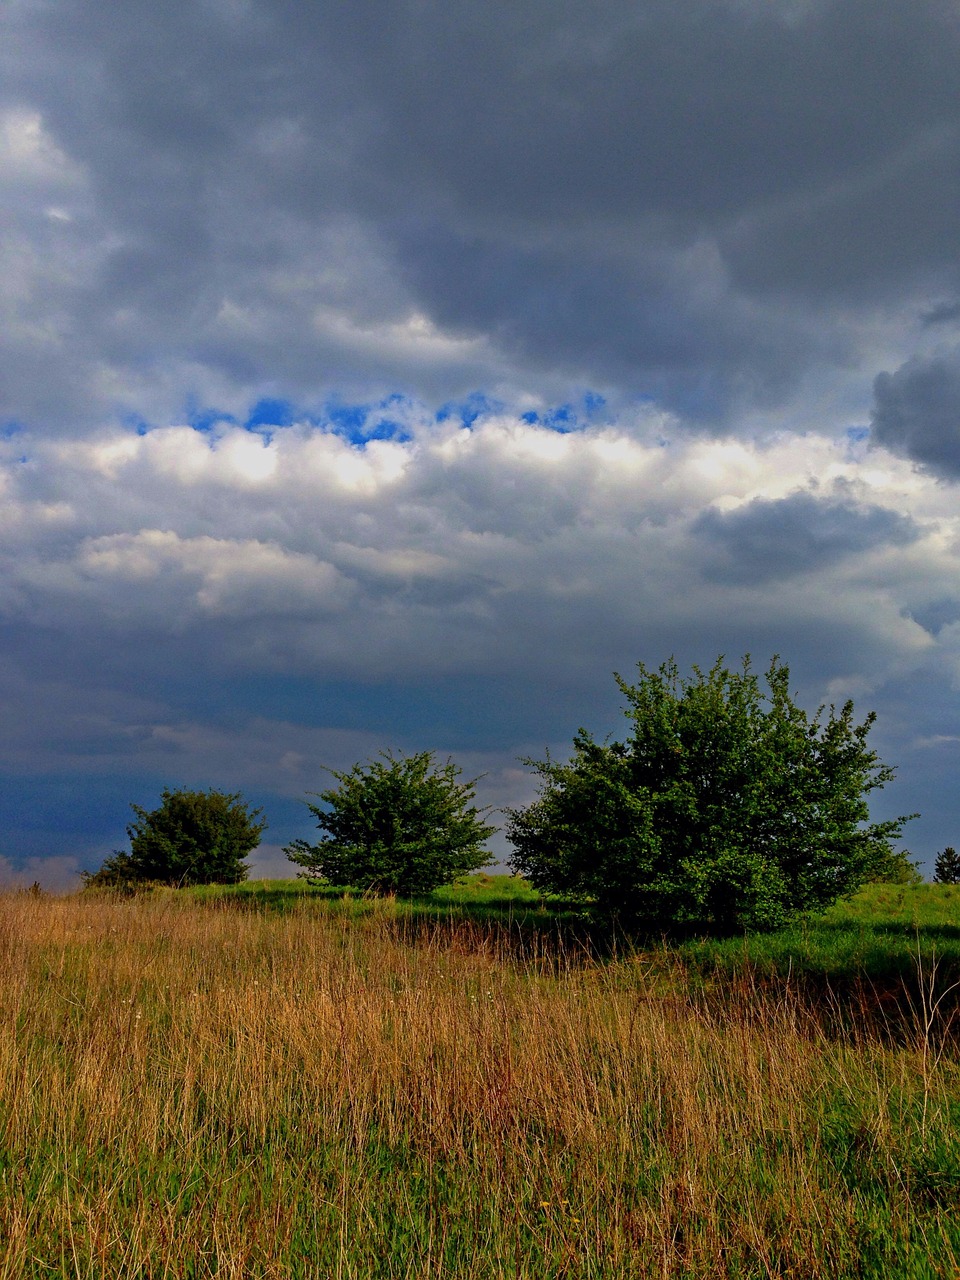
285,751,496,896
507,656,912,934
84,788,266,889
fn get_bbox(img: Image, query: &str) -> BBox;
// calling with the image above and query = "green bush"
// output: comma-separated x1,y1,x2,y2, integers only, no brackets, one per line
284,751,496,895
80,849,147,892
507,655,912,934
83,788,266,889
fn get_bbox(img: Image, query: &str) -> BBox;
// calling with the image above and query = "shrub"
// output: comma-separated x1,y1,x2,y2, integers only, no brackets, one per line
507,655,912,934
284,751,496,895
83,788,266,889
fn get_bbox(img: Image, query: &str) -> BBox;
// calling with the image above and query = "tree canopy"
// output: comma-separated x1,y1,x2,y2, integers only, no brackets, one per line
507,656,912,934
284,751,495,895
83,788,266,889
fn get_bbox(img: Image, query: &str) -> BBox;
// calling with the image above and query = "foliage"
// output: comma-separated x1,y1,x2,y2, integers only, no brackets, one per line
285,751,496,895
83,787,266,889
934,845,960,884
507,655,912,934
80,849,147,892
867,846,922,884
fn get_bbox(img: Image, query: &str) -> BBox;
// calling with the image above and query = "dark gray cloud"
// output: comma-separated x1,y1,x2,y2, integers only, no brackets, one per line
902,598,960,637
871,348,960,477
922,301,960,329
694,492,920,584
3,0,960,429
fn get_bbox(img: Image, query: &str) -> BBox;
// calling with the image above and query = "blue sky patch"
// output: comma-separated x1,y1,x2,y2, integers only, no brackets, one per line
184,397,238,433
246,398,295,430
121,412,152,437
367,418,412,442
542,404,576,432
325,400,369,439
321,395,418,444
520,394,605,431
436,391,502,428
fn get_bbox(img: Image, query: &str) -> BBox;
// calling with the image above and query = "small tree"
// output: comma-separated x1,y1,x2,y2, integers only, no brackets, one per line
934,846,960,884
869,847,922,885
284,751,496,895
81,849,143,892
507,656,912,934
83,788,266,889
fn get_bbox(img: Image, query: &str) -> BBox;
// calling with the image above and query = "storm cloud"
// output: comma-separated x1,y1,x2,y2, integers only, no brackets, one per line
4,0,960,878
4,0,960,430
694,492,920,584
872,349,960,479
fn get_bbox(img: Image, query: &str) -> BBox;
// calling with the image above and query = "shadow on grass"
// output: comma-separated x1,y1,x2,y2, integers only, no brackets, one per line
815,919,960,944
197,878,624,964
192,878,960,1037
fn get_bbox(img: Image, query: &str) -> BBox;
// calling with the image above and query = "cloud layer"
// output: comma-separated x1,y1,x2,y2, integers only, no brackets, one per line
4,0,960,433
3,408,960,876
4,0,960,879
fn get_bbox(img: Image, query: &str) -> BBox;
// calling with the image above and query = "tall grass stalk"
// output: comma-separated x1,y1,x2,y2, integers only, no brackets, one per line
0,890,957,1277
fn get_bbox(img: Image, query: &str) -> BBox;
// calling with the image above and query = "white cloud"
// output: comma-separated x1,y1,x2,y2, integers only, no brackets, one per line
3,415,958,682
0,109,80,181
0,855,83,894
8,528,348,626
2,408,960,874
312,306,490,366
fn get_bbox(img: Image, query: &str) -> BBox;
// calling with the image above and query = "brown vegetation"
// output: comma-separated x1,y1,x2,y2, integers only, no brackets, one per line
0,890,957,1277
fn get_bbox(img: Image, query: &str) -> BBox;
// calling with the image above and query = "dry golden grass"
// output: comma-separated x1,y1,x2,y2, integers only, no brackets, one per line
0,889,957,1277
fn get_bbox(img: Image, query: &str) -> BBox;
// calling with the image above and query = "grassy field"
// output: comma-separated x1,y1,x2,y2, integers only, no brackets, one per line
0,880,958,1277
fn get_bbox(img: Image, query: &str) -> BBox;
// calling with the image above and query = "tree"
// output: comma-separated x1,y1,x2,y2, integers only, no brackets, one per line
933,846,960,884
507,656,913,934
869,847,922,885
83,788,266,889
81,849,142,892
284,751,496,895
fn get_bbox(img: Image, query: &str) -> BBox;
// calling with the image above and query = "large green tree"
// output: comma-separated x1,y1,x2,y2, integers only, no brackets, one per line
285,751,495,895
507,656,912,934
83,788,266,889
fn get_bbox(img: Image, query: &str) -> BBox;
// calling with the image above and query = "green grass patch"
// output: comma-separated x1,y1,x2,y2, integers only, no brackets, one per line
3,887,960,1276
199,875,960,984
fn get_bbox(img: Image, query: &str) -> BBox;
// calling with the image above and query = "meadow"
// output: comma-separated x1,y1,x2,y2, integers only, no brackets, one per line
0,878,958,1277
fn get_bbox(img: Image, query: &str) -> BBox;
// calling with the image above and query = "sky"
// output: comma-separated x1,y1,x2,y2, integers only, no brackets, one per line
2,0,960,887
